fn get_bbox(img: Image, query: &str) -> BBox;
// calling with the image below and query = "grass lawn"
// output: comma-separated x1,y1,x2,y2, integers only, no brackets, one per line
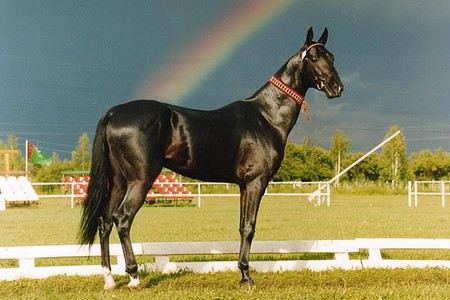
2,194,450,299
1,194,450,246
2,268,450,300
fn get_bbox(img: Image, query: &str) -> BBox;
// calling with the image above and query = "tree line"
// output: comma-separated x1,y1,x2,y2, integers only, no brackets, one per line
275,125,448,186
1,125,449,185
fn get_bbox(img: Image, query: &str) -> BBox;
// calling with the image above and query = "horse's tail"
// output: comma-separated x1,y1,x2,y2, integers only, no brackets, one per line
79,114,111,247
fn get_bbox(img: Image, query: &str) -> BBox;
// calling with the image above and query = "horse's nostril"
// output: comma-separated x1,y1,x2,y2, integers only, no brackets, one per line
334,83,343,95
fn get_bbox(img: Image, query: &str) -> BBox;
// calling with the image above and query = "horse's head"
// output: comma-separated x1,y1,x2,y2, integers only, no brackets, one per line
290,27,344,99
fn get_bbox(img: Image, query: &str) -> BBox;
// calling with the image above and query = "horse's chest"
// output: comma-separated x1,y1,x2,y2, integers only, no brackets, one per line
236,137,282,181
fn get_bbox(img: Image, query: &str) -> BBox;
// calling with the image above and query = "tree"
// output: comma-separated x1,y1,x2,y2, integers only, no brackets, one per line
330,130,349,186
409,149,450,180
32,158,74,193
274,143,333,181
274,143,301,181
0,134,25,173
345,151,381,182
379,126,408,188
71,133,91,171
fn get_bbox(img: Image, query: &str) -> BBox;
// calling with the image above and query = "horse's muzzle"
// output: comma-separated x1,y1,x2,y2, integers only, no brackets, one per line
325,81,344,99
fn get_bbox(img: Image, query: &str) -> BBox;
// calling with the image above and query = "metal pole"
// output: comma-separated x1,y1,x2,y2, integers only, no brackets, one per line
25,140,29,179
328,131,401,185
309,131,402,201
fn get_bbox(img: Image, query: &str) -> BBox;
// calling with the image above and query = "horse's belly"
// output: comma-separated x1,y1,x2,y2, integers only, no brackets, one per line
164,140,191,167
163,142,237,182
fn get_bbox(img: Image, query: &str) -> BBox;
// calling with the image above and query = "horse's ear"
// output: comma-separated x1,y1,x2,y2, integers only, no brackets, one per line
305,27,314,45
318,28,328,45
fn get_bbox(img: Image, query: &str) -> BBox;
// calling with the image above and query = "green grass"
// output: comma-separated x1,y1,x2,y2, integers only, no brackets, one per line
2,268,450,299
2,194,450,247
2,194,450,299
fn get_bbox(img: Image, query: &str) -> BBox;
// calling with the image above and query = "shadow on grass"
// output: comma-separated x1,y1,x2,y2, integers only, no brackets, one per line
144,270,192,288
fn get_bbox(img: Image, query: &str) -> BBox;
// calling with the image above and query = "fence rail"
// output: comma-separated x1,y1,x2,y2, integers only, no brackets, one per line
2,238,450,281
31,181,331,208
407,181,450,207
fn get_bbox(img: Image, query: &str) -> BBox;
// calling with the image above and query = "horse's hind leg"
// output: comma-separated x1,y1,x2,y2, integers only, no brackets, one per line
112,180,153,288
100,173,126,290
112,166,161,289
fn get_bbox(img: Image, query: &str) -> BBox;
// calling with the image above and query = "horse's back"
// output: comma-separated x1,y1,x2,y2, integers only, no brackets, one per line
104,99,169,127
102,99,239,181
101,99,279,183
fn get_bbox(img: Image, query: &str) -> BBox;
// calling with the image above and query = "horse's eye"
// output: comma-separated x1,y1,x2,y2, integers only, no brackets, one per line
311,56,318,62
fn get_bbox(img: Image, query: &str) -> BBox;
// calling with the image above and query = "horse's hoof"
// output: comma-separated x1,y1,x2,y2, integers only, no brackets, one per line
127,284,142,291
103,282,116,291
103,269,116,291
239,278,255,287
127,276,141,291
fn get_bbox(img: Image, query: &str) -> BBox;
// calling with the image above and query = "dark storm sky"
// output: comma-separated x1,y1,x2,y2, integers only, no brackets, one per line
1,0,450,158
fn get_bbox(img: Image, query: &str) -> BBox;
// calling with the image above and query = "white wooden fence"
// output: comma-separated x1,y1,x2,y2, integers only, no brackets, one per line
31,181,331,208
358,238,450,268
2,238,450,281
407,180,450,207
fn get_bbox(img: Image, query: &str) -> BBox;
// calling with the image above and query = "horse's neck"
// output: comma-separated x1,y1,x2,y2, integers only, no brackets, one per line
251,70,307,144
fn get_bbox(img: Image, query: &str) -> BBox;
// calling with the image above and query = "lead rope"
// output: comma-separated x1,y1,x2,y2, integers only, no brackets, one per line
301,99,311,123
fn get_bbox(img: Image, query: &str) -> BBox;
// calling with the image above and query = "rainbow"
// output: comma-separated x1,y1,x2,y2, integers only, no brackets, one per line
135,0,294,104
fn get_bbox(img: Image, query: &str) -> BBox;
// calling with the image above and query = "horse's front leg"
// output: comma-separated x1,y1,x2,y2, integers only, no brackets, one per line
238,176,268,286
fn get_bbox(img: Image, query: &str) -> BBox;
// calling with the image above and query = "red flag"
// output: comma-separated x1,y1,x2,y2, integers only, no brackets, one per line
27,142,34,162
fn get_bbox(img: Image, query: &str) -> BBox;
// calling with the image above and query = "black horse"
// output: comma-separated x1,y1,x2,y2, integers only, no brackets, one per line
80,27,343,290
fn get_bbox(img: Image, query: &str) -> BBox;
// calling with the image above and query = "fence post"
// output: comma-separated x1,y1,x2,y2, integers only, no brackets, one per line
414,181,418,207
407,181,411,207
19,258,35,276
317,183,321,206
197,183,201,208
368,248,382,262
116,254,126,271
155,256,170,272
70,182,75,209
326,183,331,206
442,181,446,208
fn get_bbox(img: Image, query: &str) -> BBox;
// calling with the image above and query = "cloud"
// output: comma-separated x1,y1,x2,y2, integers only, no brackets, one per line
341,71,360,85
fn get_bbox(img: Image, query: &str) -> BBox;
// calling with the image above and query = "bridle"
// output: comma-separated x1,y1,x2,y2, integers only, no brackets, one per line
300,43,324,61
269,43,324,120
